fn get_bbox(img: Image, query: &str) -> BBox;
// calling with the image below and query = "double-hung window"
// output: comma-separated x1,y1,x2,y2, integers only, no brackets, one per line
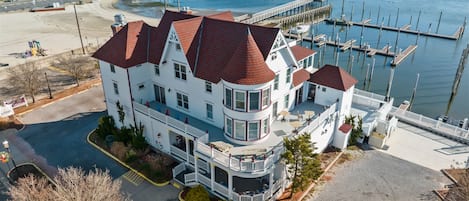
284,95,289,108
154,65,160,76
262,88,270,107
248,122,259,140
263,117,270,136
274,74,279,90
174,63,187,80
225,88,232,108
205,81,212,93
234,121,246,140
225,117,233,136
206,103,213,119
235,91,246,111
113,82,119,95
110,64,115,73
286,68,291,83
177,93,189,109
249,92,260,111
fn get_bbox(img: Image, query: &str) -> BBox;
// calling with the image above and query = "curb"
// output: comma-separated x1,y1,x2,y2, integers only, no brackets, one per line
86,130,170,187
297,151,344,201
178,190,185,201
8,162,57,186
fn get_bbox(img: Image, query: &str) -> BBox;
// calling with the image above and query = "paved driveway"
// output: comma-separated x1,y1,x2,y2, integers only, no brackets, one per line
2,85,179,201
309,150,451,201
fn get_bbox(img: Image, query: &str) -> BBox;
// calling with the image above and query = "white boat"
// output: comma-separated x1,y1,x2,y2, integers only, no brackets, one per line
289,24,311,35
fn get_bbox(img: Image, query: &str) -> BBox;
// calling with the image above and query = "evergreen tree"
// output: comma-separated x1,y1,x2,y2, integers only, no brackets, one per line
282,133,322,198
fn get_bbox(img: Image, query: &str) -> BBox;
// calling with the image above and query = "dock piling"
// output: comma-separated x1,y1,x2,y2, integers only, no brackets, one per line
361,1,365,22
395,8,400,28
376,6,381,25
416,10,421,31
436,11,443,34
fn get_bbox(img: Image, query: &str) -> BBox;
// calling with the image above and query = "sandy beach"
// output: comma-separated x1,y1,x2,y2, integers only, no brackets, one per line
0,0,160,70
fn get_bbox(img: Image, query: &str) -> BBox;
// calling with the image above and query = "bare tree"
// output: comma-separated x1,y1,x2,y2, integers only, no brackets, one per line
7,167,131,201
55,55,94,86
8,62,43,103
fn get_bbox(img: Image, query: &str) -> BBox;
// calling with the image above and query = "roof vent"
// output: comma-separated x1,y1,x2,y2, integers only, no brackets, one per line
111,14,127,35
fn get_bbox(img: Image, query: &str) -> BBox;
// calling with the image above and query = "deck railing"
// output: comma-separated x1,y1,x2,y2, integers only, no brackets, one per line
172,163,186,179
198,173,211,187
170,145,187,160
390,107,469,142
196,141,283,173
300,103,337,134
213,182,229,196
134,101,209,140
184,172,196,184
243,0,315,24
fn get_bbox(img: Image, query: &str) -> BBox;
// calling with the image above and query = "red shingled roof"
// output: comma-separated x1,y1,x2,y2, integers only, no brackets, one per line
92,21,152,68
292,69,310,87
309,65,357,91
290,45,316,61
339,123,353,133
221,30,275,85
93,10,281,85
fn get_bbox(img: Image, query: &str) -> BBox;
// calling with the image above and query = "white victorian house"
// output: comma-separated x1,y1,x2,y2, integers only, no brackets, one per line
92,10,375,201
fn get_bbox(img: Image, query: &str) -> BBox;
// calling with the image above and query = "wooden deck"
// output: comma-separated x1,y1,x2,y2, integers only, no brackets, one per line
391,45,418,66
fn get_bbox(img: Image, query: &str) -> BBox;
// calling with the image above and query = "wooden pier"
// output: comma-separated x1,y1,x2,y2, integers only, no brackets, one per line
391,45,418,66
241,0,331,26
352,20,465,40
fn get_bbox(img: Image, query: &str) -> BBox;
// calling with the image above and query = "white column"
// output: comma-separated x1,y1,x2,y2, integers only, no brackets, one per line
269,169,274,197
210,163,215,190
185,137,190,162
194,155,199,182
228,171,233,200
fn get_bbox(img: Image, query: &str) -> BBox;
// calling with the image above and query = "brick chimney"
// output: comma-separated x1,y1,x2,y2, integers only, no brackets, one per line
111,14,127,35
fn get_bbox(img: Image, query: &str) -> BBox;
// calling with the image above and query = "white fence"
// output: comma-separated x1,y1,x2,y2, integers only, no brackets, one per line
243,0,315,24
390,107,469,142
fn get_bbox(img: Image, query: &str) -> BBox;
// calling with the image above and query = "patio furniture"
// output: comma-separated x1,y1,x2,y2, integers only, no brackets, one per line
289,121,302,132
279,110,289,122
304,110,315,120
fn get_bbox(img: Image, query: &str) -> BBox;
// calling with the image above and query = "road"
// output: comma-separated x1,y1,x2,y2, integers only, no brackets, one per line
0,85,179,200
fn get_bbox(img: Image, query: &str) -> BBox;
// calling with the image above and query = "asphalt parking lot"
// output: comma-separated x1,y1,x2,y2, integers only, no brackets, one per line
309,150,451,201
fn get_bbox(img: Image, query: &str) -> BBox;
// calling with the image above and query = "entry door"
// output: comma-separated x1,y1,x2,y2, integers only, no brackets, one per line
308,83,316,102
296,87,303,105
154,84,166,104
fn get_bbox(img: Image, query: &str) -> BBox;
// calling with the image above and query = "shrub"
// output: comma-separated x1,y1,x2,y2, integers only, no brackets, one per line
130,123,148,151
110,142,130,161
185,185,210,201
96,116,117,140
115,126,132,145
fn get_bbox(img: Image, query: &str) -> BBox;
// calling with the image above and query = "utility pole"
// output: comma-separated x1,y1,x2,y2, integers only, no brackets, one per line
45,72,53,99
73,4,86,55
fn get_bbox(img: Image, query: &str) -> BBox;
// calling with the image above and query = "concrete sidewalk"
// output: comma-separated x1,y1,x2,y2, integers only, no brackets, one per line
381,122,469,171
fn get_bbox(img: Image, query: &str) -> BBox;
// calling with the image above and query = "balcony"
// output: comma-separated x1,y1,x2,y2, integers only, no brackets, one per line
134,100,336,173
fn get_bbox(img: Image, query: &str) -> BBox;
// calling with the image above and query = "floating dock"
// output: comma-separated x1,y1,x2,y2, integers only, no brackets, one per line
352,20,465,40
391,45,418,66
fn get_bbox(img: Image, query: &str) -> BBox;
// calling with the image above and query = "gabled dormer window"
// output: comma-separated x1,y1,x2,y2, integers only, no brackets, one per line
176,43,181,51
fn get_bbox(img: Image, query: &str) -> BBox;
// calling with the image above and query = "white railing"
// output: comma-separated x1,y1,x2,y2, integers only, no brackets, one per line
184,172,196,184
196,141,281,173
133,101,208,138
244,0,315,24
172,163,186,178
301,103,337,134
352,94,382,109
198,173,211,187
170,145,187,160
197,158,209,172
213,182,229,196
273,180,282,192
188,155,195,164
390,107,469,141
354,89,386,101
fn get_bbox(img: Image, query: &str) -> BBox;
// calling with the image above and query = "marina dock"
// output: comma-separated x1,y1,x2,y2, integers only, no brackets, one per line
391,45,418,66
351,19,465,40
240,0,331,26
